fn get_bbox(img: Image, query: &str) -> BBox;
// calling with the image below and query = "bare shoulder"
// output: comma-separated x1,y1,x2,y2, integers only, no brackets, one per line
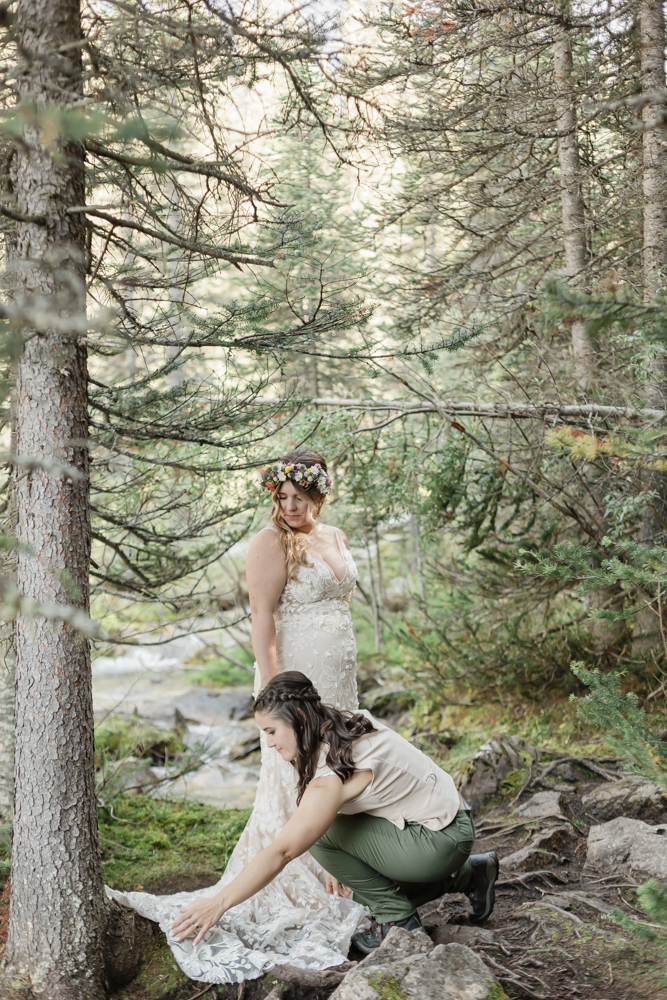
247,526,284,560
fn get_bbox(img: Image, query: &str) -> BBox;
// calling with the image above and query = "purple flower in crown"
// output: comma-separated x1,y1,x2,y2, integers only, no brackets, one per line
259,461,332,494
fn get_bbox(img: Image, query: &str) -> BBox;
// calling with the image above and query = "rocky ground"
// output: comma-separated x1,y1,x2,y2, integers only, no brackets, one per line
106,736,667,1000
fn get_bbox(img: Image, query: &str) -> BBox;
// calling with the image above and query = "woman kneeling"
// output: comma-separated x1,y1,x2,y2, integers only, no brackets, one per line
172,671,498,954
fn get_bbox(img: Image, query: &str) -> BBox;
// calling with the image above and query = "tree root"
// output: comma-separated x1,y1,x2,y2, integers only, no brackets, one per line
104,899,157,990
480,953,548,999
497,869,569,891
270,962,357,988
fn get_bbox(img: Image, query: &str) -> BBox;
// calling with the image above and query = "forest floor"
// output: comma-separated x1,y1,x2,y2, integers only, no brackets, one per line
1,674,665,999
85,770,666,1000
0,779,664,999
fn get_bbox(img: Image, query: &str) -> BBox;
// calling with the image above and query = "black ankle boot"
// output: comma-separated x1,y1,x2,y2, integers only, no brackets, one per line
465,851,499,922
351,912,422,954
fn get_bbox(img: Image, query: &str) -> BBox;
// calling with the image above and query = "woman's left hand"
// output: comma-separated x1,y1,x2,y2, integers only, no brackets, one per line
325,874,352,897
170,894,226,945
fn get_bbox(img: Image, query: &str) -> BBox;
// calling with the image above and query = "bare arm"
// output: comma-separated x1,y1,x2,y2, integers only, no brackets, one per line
246,529,287,689
170,777,345,944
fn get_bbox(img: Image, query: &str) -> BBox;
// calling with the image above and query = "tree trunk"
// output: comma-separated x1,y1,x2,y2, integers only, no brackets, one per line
634,0,667,657
641,0,667,305
0,644,14,824
1,0,107,994
0,399,17,824
553,31,595,387
0,135,17,825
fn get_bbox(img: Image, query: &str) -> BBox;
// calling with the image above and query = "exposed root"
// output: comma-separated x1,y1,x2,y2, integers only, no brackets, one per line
481,952,548,999
497,869,569,891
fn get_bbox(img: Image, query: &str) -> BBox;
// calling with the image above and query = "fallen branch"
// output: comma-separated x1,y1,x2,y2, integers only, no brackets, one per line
188,985,214,1000
474,813,575,835
270,962,357,987
535,756,624,783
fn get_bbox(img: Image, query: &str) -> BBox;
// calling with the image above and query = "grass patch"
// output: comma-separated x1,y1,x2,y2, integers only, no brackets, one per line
100,794,250,892
187,652,254,688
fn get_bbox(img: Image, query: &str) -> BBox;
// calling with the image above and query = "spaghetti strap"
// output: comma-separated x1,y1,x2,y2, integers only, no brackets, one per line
332,525,347,553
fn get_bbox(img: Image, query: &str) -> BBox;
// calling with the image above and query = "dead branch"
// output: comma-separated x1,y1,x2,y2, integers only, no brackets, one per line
308,397,667,423
270,962,357,987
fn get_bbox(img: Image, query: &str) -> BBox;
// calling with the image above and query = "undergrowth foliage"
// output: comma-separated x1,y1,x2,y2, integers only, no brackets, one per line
571,663,667,789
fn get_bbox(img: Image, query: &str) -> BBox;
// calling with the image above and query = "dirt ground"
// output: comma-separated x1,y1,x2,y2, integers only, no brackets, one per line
109,771,667,1000
1,770,664,1000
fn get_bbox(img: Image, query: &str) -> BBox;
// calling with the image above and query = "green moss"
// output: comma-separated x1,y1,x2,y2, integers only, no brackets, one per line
133,938,190,997
486,983,510,1000
100,794,250,891
500,767,528,796
366,971,410,1000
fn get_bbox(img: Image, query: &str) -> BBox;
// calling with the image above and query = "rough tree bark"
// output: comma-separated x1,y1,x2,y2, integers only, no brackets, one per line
0,136,18,826
553,30,595,388
633,0,667,656
640,0,667,305
0,400,16,824
0,0,107,993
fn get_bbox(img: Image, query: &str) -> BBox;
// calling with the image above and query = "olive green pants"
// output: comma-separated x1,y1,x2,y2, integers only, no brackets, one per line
309,809,475,923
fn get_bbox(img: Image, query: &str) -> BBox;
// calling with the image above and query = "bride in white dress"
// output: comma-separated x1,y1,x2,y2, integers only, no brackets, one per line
107,450,367,983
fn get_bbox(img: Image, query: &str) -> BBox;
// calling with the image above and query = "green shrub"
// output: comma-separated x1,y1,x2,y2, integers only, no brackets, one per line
571,662,667,788
190,655,254,687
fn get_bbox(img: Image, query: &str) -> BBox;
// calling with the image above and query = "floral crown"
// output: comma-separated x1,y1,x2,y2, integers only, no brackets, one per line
259,461,332,495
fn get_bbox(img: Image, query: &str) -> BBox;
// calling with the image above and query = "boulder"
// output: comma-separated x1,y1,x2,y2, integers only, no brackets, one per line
586,817,667,879
502,846,558,871
581,777,667,824
331,927,497,1000
453,732,540,810
514,791,566,821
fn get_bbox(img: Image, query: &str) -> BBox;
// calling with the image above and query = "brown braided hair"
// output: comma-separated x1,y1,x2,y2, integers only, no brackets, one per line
253,671,376,803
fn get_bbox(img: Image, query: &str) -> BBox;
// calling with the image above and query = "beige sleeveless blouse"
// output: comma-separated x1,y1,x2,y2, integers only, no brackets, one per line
315,710,461,831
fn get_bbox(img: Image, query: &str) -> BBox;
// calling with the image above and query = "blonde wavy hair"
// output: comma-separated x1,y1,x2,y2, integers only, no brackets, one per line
269,449,328,581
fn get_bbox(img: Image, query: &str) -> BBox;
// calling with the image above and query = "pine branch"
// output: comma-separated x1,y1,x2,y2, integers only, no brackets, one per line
76,208,275,268
85,138,283,206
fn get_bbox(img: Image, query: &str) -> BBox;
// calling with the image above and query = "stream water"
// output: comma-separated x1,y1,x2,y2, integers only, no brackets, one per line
92,629,260,810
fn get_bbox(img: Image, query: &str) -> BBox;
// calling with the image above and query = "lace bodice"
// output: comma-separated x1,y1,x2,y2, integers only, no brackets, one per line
274,526,357,614
107,523,366,983
270,525,358,707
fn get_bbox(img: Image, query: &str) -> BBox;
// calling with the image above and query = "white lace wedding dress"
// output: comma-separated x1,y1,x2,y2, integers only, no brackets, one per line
106,525,368,983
